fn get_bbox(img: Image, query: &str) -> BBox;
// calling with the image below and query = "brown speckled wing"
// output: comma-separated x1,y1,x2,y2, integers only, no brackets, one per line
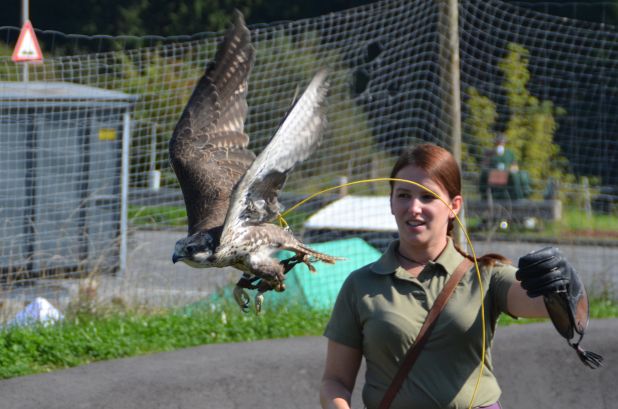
169,11,256,235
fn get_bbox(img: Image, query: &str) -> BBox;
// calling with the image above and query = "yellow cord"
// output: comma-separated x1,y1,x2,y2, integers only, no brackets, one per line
278,177,486,409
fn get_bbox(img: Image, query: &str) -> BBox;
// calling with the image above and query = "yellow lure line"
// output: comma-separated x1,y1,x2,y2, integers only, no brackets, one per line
277,177,486,409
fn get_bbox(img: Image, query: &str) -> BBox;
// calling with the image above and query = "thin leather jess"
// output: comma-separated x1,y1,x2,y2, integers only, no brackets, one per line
378,258,474,409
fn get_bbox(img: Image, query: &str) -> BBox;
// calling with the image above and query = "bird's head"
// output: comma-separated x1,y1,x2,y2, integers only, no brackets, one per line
172,232,217,267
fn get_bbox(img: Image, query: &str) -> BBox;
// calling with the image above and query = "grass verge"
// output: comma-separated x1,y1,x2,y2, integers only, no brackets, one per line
0,300,329,380
0,296,615,380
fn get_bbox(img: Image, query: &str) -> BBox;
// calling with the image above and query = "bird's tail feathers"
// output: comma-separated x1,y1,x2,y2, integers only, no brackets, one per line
292,243,344,266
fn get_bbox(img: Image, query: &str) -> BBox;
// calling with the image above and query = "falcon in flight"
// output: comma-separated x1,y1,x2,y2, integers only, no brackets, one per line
169,12,337,312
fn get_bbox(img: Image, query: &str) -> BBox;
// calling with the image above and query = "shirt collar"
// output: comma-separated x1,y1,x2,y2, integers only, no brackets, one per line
370,238,465,277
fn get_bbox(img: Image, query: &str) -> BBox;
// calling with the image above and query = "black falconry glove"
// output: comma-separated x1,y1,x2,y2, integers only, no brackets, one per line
517,246,603,369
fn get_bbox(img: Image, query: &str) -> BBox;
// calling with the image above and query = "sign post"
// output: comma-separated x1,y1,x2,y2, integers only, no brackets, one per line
12,0,43,81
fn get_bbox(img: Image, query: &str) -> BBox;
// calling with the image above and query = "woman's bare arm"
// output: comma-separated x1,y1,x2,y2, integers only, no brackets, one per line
506,281,549,318
320,339,363,409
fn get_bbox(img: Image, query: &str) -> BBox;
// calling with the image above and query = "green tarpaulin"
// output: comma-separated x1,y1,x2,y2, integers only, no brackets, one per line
277,237,382,309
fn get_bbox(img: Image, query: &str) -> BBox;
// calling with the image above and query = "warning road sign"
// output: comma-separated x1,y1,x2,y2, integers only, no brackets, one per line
12,20,43,63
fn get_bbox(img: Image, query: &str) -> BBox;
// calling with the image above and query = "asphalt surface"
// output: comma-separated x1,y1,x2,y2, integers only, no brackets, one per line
0,319,615,409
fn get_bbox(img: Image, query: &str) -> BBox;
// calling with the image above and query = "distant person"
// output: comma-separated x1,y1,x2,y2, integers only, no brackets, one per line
488,134,516,172
479,134,530,201
319,144,598,409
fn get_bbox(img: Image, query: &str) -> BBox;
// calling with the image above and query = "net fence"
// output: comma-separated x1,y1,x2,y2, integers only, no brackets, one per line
0,0,617,320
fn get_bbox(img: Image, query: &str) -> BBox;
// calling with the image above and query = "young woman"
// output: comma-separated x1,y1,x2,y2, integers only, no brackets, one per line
319,144,579,409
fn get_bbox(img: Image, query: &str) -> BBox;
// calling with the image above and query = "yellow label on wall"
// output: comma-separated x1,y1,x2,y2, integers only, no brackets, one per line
98,128,117,141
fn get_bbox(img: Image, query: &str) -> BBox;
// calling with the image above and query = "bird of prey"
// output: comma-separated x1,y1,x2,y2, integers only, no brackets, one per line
169,11,337,312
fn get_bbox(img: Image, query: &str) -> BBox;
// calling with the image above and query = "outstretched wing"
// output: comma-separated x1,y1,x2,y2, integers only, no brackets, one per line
221,70,330,241
169,11,256,235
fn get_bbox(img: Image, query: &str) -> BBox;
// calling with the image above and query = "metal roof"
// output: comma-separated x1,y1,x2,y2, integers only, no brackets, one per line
303,195,398,232
0,81,138,108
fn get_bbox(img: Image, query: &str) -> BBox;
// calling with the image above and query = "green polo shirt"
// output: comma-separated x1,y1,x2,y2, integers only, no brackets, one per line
324,239,518,409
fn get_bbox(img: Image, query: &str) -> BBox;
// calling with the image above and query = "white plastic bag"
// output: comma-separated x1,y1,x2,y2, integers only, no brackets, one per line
7,297,64,327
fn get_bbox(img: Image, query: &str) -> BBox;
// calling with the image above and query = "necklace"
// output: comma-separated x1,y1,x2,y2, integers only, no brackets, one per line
396,248,425,265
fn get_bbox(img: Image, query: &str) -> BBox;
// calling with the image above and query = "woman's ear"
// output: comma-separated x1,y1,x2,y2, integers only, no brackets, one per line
450,195,463,218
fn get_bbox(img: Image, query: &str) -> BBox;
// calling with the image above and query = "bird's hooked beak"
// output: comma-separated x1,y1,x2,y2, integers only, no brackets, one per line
172,253,183,264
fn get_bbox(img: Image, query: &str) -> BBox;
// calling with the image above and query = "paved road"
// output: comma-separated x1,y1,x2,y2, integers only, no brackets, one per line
0,319,615,409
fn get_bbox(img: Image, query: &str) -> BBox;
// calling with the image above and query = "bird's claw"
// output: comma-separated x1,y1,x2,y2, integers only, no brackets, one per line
255,292,265,314
233,276,285,314
233,285,251,313
233,284,269,314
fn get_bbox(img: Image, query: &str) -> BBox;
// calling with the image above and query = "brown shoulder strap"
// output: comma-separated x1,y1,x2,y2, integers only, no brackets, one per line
378,258,473,409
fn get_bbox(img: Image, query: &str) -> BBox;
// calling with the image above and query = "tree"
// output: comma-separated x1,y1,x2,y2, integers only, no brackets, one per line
464,42,570,197
461,87,497,172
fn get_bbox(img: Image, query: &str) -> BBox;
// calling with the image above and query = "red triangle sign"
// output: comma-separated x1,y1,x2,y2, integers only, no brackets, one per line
12,20,43,63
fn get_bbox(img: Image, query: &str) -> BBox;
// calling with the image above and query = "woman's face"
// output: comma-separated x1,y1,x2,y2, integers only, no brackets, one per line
390,164,462,250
